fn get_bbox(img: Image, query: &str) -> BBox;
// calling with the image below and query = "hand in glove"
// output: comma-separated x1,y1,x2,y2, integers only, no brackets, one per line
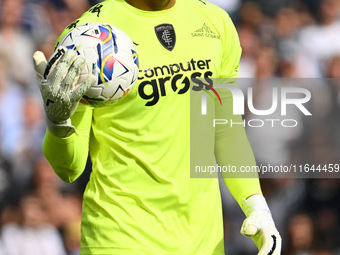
33,46,96,138
241,194,282,255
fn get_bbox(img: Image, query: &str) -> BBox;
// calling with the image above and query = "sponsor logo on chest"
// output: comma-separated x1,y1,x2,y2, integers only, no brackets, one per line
191,23,220,39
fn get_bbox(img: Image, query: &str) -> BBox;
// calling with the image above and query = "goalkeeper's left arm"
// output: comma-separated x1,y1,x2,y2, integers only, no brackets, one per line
214,87,282,255
215,11,282,254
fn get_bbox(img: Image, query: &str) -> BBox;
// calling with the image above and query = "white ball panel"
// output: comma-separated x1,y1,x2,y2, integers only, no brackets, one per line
58,22,139,107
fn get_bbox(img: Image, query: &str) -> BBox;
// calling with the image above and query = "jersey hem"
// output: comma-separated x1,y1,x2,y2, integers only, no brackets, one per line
81,247,177,255
80,247,225,255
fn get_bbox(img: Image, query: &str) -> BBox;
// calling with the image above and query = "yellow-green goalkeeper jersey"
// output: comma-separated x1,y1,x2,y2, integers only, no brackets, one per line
43,0,262,254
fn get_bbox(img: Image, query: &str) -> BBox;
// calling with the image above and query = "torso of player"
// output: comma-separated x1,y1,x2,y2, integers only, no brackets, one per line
63,1,230,253
71,0,226,178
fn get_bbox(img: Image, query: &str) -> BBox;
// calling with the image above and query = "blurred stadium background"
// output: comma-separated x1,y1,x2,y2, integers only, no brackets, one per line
0,0,340,254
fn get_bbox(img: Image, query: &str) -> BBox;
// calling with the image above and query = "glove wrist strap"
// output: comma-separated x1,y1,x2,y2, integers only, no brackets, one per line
46,117,75,138
241,194,271,217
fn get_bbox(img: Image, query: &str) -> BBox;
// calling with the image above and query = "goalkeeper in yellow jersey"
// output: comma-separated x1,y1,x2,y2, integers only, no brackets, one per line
33,0,281,254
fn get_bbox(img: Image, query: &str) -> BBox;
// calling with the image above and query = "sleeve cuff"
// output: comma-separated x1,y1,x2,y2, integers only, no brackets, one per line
241,194,271,217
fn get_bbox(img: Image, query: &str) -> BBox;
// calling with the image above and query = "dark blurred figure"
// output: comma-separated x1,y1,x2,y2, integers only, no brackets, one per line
237,25,259,78
326,56,340,145
30,156,83,255
295,0,340,77
301,179,340,252
62,0,91,21
1,195,66,255
285,212,315,255
0,53,29,204
0,0,35,87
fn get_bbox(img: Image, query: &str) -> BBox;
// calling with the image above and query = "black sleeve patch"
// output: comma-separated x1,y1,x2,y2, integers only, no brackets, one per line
67,19,80,30
88,3,103,17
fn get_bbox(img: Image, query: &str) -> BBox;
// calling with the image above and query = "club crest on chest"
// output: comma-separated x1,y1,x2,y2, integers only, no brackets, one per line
154,24,176,51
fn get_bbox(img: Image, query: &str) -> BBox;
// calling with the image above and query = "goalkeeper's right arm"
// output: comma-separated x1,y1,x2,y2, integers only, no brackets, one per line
42,104,92,183
33,47,95,182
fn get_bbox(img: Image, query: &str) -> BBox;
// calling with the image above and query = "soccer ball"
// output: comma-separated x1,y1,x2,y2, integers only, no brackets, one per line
58,22,139,107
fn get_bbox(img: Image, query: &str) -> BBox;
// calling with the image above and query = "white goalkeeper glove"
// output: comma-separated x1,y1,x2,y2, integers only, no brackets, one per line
240,194,282,255
33,46,96,138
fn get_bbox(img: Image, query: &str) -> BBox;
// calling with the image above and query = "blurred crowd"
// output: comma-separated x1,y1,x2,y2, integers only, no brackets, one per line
0,0,339,254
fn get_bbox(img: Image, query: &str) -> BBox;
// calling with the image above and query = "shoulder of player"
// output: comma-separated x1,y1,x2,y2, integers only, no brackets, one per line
185,0,234,38
185,0,233,31
55,1,124,49
185,0,230,17
81,0,119,19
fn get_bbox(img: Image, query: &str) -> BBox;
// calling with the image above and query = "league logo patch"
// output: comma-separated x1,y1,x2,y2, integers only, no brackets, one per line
154,24,176,51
